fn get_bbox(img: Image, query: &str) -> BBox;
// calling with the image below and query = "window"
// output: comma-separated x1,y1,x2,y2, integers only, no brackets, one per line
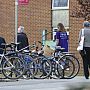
52,10,69,28
52,0,69,9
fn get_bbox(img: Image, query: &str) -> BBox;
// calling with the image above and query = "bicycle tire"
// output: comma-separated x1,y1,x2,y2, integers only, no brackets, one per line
64,54,80,78
2,56,25,79
34,55,52,79
58,55,75,79
49,60,63,79
22,59,37,79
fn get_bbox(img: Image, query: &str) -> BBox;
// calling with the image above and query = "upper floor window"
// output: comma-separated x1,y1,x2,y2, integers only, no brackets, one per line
52,0,69,10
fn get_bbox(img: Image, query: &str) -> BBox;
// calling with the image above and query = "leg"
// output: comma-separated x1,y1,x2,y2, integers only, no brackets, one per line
80,48,89,79
82,56,89,79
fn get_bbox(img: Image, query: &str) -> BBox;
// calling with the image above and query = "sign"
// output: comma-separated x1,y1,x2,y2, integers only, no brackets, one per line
18,0,29,5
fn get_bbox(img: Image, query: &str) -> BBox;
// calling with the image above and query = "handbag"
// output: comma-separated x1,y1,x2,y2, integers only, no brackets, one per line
77,29,84,51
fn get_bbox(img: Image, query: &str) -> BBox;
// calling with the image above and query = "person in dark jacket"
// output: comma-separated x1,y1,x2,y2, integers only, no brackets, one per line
17,26,29,50
0,37,6,54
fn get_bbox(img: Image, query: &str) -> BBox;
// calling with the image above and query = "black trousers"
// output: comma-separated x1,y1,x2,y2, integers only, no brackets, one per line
80,47,90,78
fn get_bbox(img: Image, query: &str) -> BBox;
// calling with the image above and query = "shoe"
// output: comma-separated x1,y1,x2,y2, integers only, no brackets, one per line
85,77,89,79
64,65,69,70
65,68,70,71
23,75,27,79
89,65,90,68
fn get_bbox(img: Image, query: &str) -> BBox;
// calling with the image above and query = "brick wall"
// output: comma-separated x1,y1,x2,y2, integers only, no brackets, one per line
0,0,52,45
69,0,85,74
0,0,15,43
0,0,85,75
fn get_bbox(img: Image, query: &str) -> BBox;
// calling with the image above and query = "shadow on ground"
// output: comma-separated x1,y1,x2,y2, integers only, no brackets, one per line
67,82,90,90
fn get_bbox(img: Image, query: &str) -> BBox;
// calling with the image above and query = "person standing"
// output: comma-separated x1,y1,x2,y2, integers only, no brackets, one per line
0,37,6,54
17,26,29,50
78,21,90,79
55,23,68,52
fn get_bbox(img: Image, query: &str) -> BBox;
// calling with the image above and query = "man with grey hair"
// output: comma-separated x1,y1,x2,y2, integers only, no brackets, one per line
78,21,90,79
18,26,24,33
17,26,29,50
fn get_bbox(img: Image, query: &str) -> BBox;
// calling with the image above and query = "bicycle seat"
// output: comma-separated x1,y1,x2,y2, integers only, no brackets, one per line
11,42,20,46
1,43,11,47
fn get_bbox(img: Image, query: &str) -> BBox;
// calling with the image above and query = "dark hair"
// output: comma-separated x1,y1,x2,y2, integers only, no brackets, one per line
57,23,65,32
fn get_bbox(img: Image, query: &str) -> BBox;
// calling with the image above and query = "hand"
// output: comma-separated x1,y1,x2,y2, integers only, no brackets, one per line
55,46,61,49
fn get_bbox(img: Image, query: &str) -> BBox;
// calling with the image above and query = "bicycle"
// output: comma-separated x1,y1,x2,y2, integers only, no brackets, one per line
37,41,80,79
30,43,52,79
7,42,38,79
0,43,26,79
53,46,80,79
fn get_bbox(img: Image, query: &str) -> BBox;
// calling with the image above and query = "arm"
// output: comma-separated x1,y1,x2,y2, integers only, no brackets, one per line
56,39,59,46
55,32,60,46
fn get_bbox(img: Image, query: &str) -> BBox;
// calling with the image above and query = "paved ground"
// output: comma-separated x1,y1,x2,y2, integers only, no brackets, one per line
0,76,90,90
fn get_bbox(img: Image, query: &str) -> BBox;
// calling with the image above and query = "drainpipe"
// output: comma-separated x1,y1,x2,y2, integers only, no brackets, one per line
15,0,18,46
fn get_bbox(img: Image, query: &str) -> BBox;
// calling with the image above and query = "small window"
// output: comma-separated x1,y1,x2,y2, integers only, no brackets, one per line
52,0,69,10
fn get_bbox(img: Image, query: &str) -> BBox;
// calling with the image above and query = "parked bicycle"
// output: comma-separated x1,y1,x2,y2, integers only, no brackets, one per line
7,42,37,79
36,41,80,79
0,43,25,79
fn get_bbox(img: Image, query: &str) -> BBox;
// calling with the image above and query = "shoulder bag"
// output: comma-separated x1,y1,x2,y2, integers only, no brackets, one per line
77,29,84,51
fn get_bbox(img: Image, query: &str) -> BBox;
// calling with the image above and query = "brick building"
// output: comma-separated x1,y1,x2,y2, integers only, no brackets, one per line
69,0,83,74
0,0,52,44
0,0,89,74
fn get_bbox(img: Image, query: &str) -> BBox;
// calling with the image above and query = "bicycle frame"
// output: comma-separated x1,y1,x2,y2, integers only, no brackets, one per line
0,53,15,68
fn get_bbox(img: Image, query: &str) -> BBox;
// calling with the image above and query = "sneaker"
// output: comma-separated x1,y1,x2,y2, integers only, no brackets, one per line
89,65,90,68
85,77,89,79
64,65,69,70
65,68,70,71
23,75,27,79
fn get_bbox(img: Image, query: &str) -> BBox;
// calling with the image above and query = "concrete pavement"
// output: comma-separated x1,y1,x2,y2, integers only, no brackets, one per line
0,76,90,90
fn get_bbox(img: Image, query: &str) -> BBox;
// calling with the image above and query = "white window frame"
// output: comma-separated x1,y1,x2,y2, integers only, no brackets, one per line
52,0,69,10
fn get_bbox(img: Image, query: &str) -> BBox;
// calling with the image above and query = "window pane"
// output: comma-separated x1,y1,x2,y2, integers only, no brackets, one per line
53,0,68,7
52,10,69,28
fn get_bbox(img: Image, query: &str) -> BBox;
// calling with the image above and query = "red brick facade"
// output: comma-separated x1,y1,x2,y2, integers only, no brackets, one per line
0,0,52,44
69,0,87,74
0,0,88,74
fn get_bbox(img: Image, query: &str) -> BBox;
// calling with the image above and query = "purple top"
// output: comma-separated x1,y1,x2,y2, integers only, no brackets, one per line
56,31,68,52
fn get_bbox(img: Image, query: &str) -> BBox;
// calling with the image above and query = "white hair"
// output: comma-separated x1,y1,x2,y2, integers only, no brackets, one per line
18,26,24,33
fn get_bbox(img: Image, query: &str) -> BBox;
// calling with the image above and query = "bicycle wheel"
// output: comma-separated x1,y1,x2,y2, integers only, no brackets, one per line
0,60,7,79
22,60,37,79
54,62,64,79
58,55,75,79
2,56,25,79
49,60,63,79
41,59,52,79
64,54,80,78
34,55,52,79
